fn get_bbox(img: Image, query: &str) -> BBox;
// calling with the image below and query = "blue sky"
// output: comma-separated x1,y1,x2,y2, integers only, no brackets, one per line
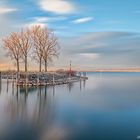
0,0,140,70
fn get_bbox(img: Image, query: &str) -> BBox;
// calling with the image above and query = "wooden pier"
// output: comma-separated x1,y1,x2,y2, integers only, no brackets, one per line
15,72,88,87
17,77,88,86
0,71,88,87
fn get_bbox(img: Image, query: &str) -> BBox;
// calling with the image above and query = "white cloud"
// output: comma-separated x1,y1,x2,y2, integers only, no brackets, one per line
73,17,94,24
33,16,66,22
78,53,100,59
20,16,67,29
38,0,75,14
0,7,17,14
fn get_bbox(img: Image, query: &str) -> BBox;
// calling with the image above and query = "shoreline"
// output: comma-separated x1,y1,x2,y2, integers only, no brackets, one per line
80,70,140,73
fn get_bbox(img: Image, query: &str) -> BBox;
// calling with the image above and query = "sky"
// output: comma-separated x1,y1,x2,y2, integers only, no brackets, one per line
0,0,140,70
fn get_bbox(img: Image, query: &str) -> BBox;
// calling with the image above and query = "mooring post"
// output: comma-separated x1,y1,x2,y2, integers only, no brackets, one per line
79,72,81,79
16,85,19,101
0,71,1,83
52,84,55,96
12,72,14,84
6,73,9,93
80,79,82,91
83,79,86,89
37,73,40,86
12,72,14,94
0,71,1,94
16,72,19,85
63,74,65,83
53,74,55,85
25,72,28,86
7,73,9,85
68,71,71,83
45,85,47,98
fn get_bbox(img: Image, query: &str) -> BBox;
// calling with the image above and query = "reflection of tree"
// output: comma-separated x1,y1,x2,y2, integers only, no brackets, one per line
35,86,55,130
12,80,14,95
6,78,9,93
83,80,86,89
0,77,88,139
52,86,55,96
80,80,82,91
67,82,74,93
16,85,19,101
1,83,56,140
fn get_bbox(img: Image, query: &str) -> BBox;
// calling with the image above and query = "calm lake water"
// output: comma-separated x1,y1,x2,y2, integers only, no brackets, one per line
0,72,140,140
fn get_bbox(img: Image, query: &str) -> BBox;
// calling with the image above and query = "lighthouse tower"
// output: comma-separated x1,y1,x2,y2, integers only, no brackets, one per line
68,60,72,77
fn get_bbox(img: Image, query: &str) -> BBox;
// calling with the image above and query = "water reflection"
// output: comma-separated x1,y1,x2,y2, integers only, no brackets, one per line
0,86,49,139
6,78,9,93
0,78,87,140
83,79,86,89
12,81,14,95
67,82,74,93
2,73,140,140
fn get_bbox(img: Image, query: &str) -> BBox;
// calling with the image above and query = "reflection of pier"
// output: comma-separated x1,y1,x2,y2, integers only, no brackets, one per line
67,76,87,92
0,72,87,140
0,82,56,140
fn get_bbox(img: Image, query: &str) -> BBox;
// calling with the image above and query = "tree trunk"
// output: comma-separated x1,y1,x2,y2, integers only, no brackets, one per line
16,59,20,72
45,60,48,72
39,58,42,72
25,55,27,72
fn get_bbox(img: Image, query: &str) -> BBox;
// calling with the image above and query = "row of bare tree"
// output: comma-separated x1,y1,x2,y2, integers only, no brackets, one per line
2,25,59,72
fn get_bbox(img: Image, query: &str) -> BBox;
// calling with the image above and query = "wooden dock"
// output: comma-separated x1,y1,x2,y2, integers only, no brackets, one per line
16,75,88,87
1,71,88,87
17,77,88,86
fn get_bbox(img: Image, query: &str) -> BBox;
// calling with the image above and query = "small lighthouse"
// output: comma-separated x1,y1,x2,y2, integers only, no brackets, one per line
68,60,72,77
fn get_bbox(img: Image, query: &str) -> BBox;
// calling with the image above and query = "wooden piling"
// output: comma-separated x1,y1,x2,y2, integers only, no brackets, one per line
25,72,28,86
6,73,9,93
37,73,40,86
0,71,1,94
0,71,1,83
53,74,55,85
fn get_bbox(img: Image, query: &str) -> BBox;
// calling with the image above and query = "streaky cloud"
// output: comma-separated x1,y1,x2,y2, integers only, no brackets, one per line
58,31,140,68
0,7,17,14
33,16,67,23
73,17,94,24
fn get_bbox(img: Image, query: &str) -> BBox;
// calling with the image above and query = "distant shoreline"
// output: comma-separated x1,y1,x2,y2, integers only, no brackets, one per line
82,70,140,73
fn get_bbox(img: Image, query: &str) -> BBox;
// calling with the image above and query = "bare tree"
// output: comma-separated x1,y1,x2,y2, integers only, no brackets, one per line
42,29,59,72
2,25,59,73
3,32,22,72
30,25,44,72
19,28,31,72
31,25,59,72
